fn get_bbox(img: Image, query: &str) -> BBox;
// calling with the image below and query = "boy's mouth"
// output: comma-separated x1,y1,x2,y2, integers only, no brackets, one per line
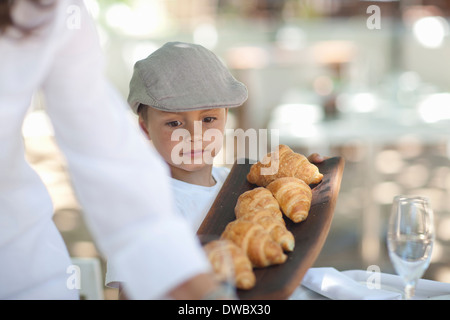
174,147,215,165
181,150,204,157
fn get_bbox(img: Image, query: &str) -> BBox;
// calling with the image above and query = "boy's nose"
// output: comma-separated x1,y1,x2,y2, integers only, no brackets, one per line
186,121,203,143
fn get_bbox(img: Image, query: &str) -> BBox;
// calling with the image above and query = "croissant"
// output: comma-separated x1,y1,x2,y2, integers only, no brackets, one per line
239,210,295,252
221,219,287,268
247,144,323,186
234,187,283,221
266,177,312,223
203,239,256,290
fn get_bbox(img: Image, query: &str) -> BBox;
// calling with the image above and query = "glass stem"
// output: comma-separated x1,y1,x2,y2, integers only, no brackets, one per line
405,283,415,300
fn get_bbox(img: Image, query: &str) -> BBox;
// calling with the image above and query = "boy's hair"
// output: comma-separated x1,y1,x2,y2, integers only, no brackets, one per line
137,104,149,123
127,42,248,115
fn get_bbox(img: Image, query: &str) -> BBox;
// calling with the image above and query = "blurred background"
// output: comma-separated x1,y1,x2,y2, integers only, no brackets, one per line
23,0,450,299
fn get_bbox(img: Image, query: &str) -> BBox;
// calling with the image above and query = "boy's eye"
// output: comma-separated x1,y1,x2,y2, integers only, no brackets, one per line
203,117,217,123
166,120,182,128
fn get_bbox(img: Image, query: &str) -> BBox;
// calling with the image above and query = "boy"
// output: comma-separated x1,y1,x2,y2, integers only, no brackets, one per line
105,42,248,296
130,41,248,231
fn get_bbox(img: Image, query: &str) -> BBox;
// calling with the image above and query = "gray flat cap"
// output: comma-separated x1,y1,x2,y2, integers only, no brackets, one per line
128,42,248,113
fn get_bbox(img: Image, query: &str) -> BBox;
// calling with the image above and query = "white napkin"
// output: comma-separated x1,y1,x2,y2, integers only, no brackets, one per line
342,269,450,300
297,267,402,300
291,267,450,300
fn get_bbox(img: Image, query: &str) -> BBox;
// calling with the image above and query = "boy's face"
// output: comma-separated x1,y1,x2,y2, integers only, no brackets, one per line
139,107,228,173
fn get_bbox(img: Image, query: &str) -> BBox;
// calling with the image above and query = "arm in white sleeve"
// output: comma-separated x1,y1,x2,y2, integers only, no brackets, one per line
42,1,210,299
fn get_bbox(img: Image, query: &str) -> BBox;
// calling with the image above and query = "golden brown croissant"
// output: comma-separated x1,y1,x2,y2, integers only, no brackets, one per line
234,187,283,221
203,239,256,290
266,177,312,223
239,210,295,252
221,219,287,268
247,144,323,186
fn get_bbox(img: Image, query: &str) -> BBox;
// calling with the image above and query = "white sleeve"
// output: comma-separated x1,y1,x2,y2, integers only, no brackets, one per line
42,0,210,299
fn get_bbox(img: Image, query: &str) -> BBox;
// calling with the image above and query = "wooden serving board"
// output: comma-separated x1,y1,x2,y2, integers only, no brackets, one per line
197,156,345,300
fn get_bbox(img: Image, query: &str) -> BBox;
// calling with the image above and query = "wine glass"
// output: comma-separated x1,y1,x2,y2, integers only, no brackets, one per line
387,195,435,299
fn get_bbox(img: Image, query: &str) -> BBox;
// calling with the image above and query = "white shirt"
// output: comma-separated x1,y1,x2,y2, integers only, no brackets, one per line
0,0,210,299
105,166,230,290
171,166,230,232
